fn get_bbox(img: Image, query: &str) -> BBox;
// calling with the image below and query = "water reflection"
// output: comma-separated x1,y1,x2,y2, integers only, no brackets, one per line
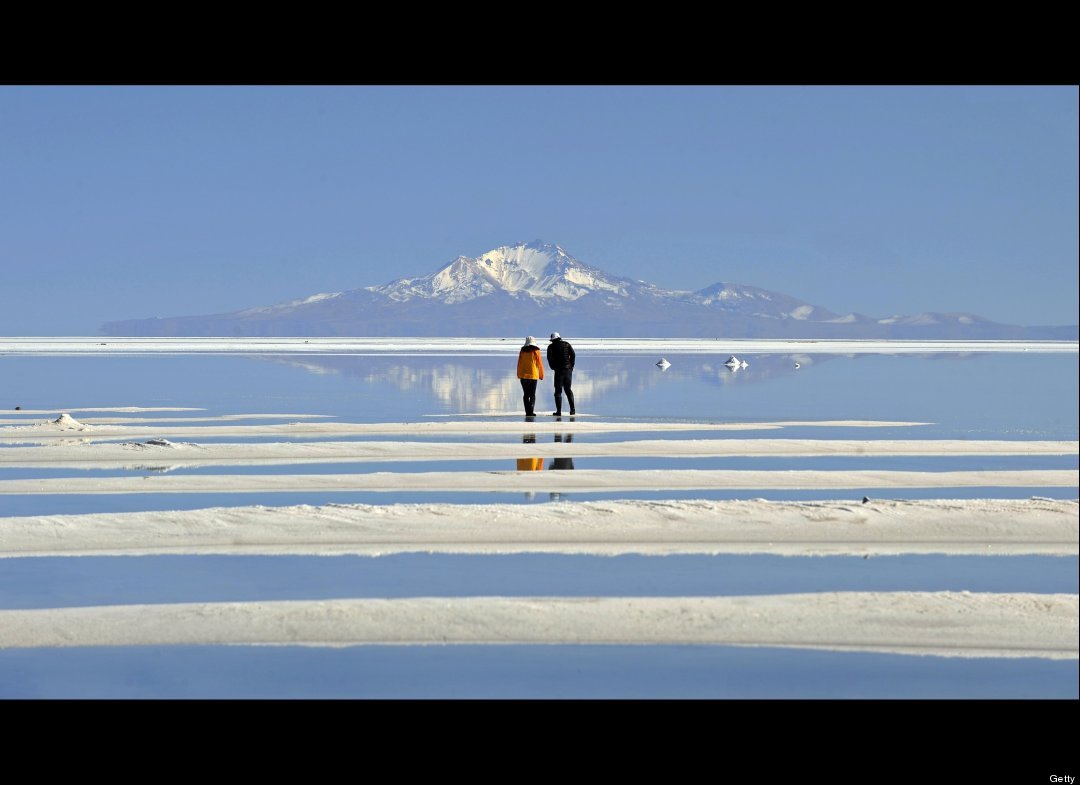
258,353,828,411
516,434,543,472
262,355,641,414
548,431,575,501
237,352,1076,438
517,431,577,499
549,432,575,471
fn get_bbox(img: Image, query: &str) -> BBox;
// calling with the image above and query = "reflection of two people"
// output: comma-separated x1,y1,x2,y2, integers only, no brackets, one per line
549,432,574,471
547,432,573,501
517,433,575,499
516,434,544,472
518,434,542,499
516,433,575,472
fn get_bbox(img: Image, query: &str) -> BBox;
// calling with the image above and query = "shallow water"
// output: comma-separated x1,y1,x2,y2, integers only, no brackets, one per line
0,348,1076,697
2,645,1075,699
2,553,1076,609
3,351,1077,437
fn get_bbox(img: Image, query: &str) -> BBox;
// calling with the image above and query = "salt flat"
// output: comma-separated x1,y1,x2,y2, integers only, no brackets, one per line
0,369,1074,671
0,414,331,425
0,592,1074,658
1,437,1073,469
2,468,1074,495
0,416,932,442
2,498,1074,558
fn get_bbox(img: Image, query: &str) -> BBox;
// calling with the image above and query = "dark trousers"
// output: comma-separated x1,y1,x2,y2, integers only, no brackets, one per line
553,369,575,414
520,378,538,416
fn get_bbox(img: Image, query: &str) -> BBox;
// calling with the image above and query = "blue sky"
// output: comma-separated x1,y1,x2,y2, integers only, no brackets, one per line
1,85,1076,334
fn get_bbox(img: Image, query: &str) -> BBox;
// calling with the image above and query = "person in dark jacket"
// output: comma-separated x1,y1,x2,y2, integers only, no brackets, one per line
546,332,576,416
516,336,545,417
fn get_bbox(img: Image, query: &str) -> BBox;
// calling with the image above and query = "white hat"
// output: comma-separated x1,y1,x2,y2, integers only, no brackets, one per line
525,336,535,345
550,332,560,340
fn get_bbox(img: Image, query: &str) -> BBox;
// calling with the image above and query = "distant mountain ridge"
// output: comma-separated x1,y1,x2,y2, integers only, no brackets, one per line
102,241,1078,339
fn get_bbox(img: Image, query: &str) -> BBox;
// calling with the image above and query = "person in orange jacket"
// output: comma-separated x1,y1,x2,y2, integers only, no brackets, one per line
516,336,545,417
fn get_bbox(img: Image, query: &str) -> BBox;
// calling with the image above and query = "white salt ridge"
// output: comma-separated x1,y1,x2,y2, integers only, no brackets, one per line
3,407,205,414
54,414,89,429
139,439,192,448
1,593,1075,658
0,414,332,426
0,413,85,429
0,413,94,435
2,468,1075,495
2,498,1074,558
0,418,932,442
2,438,1074,469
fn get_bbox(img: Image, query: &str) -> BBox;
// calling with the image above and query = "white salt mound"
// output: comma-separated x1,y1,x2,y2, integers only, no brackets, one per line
51,413,87,429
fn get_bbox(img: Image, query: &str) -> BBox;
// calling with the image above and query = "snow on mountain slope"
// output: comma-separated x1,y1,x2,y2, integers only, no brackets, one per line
237,291,344,316
690,282,841,321
878,312,991,327
369,241,632,303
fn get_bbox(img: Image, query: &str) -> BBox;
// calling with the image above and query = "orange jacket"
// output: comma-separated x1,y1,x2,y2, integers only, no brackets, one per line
516,346,545,380
516,457,544,471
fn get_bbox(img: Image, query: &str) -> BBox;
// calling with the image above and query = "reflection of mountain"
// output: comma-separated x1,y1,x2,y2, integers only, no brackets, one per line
258,352,844,412
257,351,1014,413
375,363,536,413
260,355,645,413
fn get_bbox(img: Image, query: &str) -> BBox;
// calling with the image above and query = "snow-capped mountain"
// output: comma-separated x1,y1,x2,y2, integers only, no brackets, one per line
101,241,1076,339
371,242,634,304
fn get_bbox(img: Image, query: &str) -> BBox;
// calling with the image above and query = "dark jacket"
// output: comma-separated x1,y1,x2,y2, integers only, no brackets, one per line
547,338,575,371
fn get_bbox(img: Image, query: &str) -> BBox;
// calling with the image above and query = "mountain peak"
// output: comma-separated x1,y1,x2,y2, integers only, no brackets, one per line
371,241,627,304
518,239,574,257
520,239,560,251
